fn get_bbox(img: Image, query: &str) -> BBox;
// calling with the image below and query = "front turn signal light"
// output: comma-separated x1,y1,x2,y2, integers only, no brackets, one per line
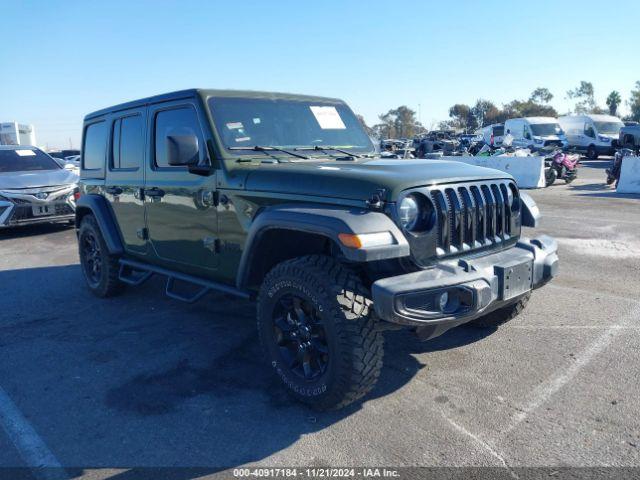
338,232,394,249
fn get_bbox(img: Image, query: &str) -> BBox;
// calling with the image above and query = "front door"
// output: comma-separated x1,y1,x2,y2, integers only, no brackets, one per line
144,101,219,274
106,108,147,255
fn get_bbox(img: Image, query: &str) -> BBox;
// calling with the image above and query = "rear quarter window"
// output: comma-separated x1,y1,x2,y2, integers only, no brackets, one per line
83,121,107,172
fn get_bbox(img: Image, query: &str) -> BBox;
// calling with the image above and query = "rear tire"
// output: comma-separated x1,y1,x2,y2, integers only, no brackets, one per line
78,215,124,297
257,255,383,410
470,293,530,329
587,145,598,160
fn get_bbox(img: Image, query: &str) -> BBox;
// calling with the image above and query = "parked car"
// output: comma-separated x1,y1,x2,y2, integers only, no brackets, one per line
504,117,568,151
47,149,81,160
476,123,504,146
0,145,78,228
618,123,640,151
558,114,624,159
76,89,558,410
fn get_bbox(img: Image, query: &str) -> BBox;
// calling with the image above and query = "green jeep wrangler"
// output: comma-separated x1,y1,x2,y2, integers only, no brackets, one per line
76,89,558,410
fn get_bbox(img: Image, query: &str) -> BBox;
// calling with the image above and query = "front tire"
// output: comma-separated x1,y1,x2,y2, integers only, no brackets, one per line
545,168,557,186
470,293,530,329
587,145,598,160
257,255,383,410
78,215,124,297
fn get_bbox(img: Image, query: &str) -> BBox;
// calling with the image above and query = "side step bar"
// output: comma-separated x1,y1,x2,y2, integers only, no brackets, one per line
118,258,251,302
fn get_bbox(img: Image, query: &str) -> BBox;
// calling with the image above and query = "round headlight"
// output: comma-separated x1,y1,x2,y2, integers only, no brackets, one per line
398,196,419,230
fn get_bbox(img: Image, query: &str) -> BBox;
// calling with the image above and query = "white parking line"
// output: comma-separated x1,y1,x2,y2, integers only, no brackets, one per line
503,303,640,434
0,385,66,480
442,413,519,479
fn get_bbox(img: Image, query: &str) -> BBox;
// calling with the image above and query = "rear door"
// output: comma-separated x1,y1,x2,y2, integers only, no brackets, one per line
105,108,148,255
144,100,219,273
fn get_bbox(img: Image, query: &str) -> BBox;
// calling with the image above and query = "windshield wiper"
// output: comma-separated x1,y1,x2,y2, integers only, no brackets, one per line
293,145,362,158
228,145,308,160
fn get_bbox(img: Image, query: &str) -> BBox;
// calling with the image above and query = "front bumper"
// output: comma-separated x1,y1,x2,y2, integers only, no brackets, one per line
0,186,76,228
371,235,558,339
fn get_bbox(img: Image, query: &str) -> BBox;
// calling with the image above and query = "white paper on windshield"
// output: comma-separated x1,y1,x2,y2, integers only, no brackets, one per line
15,149,36,156
310,106,346,130
226,122,244,130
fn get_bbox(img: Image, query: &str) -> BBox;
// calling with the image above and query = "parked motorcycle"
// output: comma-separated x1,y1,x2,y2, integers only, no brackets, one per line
544,149,579,186
606,148,636,187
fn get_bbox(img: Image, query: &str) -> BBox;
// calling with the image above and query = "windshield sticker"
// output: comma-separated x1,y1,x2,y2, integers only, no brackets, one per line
226,122,244,130
310,106,346,130
15,149,36,157
253,118,261,124
235,136,251,143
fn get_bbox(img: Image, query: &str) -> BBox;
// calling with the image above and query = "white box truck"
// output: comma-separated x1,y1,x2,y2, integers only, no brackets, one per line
503,117,568,152
558,114,624,159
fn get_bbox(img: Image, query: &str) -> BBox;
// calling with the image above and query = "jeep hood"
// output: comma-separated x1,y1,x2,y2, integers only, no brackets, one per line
0,168,78,190
243,158,512,201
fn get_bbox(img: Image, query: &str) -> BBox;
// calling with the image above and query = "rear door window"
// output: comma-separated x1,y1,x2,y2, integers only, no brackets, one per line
83,121,107,170
112,115,144,170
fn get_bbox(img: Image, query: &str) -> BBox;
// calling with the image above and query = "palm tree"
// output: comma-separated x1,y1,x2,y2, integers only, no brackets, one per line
606,91,622,116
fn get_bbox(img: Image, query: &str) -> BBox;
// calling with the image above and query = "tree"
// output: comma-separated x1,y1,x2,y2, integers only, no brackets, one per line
503,99,558,118
530,87,553,104
567,81,599,114
373,106,425,139
605,91,621,116
448,104,477,132
472,99,501,128
627,82,640,122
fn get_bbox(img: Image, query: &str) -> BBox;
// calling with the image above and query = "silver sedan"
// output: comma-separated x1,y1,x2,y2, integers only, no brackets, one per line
0,145,79,228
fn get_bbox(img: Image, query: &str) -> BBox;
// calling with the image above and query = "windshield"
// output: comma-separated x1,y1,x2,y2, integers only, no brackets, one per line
208,97,374,156
530,123,563,136
493,126,504,136
0,148,61,173
594,121,623,135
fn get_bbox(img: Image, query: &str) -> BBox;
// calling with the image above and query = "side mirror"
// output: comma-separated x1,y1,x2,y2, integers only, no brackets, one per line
167,134,199,166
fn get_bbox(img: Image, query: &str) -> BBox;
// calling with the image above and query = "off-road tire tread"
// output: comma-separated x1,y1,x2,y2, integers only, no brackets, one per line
79,215,124,297
471,293,531,328
257,254,383,410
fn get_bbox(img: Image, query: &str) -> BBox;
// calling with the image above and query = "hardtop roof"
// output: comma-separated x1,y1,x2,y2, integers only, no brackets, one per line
84,89,345,121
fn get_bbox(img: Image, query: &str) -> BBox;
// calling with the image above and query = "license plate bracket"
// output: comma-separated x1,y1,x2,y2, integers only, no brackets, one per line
32,205,51,217
495,260,533,301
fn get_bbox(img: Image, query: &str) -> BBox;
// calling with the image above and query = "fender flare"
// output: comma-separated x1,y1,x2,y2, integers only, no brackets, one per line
75,194,124,255
236,204,410,289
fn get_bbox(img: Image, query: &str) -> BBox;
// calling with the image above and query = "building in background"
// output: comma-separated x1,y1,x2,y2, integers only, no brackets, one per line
0,122,36,146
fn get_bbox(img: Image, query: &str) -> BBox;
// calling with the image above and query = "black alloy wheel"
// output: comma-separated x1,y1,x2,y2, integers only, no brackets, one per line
272,293,329,381
81,231,102,287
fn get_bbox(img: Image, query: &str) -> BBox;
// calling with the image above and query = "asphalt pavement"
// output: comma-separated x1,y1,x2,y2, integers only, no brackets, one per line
0,160,638,479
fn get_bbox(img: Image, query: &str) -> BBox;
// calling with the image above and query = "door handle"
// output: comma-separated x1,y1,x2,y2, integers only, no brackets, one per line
144,188,165,198
105,186,123,195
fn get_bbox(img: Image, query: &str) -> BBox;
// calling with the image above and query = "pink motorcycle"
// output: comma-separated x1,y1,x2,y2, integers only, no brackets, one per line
544,149,580,186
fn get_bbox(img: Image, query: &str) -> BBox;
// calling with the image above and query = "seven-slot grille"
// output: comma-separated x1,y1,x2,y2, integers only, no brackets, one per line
429,180,517,256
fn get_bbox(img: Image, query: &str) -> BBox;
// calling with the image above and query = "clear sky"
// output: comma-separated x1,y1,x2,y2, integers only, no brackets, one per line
1,0,638,149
